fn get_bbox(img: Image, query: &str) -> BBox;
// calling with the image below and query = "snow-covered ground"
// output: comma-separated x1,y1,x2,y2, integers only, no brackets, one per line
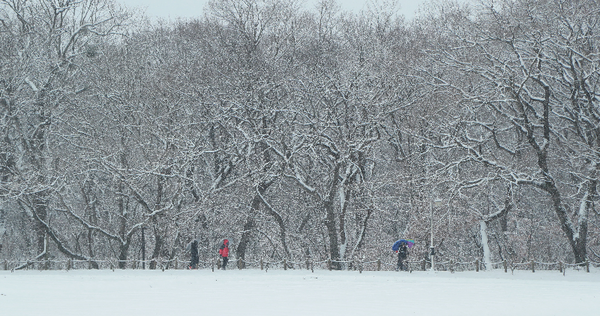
1,268,598,316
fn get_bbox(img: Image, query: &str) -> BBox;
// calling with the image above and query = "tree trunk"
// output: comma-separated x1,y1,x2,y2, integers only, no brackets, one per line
480,220,492,270
324,163,342,270
350,208,372,259
480,189,512,270
257,189,290,260
522,84,588,264
236,180,274,266
118,243,129,270
149,227,164,270
338,186,350,269
32,193,49,256
118,181,129,269
544,180,588,264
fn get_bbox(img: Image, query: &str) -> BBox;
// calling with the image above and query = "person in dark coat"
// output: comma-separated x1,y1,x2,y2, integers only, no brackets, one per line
189,240,199,269
396,241,409,271
218,239,229,270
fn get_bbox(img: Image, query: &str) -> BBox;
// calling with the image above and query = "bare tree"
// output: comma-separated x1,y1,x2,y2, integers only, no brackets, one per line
426,0,600,264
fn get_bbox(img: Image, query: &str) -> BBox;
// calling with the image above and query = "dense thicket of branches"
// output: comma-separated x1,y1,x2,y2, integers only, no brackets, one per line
1,0,599,269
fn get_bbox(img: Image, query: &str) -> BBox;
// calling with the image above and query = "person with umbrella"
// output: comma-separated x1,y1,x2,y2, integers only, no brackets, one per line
392,239,414,271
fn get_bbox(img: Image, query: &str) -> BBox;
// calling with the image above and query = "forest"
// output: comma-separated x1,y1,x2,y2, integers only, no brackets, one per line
0,0,599,270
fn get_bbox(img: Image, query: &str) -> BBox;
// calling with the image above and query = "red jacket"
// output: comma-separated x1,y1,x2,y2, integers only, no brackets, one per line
218,239,229,258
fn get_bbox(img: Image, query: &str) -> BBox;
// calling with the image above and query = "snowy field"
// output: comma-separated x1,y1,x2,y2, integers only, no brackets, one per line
1,268,599,316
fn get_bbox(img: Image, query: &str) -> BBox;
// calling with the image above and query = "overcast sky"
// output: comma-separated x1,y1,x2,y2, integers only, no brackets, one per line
115,0,430,21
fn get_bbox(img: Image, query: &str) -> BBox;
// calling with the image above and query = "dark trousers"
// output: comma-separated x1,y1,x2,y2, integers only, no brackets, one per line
397,255,407,271
222,257,229,270
190,255,199,269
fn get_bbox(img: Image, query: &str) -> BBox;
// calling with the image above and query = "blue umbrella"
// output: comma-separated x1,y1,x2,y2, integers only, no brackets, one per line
392,239,415,251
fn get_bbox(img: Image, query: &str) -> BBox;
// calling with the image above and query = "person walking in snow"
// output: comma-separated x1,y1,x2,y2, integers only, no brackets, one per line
189,239,199,269
396,241,409,271
218,239,229,270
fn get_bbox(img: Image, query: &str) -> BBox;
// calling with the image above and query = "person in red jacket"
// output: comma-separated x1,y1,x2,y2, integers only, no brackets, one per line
218,239,229,270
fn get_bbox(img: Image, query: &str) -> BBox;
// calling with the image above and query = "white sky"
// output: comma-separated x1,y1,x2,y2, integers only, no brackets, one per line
115,0,430,21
